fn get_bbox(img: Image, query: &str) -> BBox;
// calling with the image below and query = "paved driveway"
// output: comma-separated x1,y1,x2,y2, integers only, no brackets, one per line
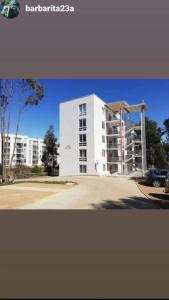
20,176,161,209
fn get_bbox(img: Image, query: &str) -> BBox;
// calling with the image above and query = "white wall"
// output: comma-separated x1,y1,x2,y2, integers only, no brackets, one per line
60,95,96,176
59,94,110,176
93,95,107,175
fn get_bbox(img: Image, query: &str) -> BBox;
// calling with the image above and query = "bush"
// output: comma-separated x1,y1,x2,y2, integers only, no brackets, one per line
32,165,42,174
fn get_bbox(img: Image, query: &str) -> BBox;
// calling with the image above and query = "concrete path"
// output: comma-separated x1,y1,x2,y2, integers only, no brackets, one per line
19,176,160,209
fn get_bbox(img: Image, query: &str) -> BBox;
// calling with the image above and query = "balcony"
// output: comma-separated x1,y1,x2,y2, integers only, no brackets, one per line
107,129,120,136
107,156,121,163
107,143,119,149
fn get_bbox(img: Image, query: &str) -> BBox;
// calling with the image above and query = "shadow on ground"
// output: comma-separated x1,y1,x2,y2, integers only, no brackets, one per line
91,196,165,209
149,193,169,201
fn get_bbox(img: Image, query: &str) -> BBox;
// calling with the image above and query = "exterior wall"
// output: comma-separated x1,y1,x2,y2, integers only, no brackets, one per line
60,95,96,176
93,95,107,175
0,134,44,167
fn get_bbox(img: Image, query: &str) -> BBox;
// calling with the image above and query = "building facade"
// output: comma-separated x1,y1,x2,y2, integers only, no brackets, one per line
0,134,45,167
60,94,147,176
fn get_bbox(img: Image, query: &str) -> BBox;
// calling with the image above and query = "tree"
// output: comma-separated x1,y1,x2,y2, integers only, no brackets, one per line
161,118,169,165
42,125,59,176
0,79,44,183
145,117,168,168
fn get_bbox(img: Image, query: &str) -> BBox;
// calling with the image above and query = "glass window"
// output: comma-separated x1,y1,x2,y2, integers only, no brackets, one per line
79,118,87,131
80,165,87,174
102,149,105,157
79,149,87,161
79,134,87,146
103,164,106,171
102,121,105,129
102,135,105,143
79,103,87,116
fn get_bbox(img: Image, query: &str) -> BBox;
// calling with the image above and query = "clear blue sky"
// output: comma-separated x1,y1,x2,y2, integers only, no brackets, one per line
9,79,169,141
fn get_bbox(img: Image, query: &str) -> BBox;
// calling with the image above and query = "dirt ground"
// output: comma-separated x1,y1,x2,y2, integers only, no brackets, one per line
0,182,72,209
0,190,54,209
137,182,169,208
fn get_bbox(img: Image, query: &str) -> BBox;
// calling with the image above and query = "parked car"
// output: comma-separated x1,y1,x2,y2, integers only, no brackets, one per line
164,172,169,193
143,169,169,188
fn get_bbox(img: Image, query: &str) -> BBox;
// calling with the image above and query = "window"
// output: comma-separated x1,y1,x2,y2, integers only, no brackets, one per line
79,119,87,131
79,134,87,146
79,149,87,161
80,165,87,174
79,103,87,116
103,164,106,171
102,135,105,143
102,149,105,157
102,121,105,129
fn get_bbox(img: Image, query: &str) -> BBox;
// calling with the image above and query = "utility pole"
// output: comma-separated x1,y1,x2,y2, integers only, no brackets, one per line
0,80,8,183
141,100,147,175
0,80,4,182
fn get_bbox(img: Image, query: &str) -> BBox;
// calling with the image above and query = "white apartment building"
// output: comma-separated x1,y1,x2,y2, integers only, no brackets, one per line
0,134,45,167
59,94,147,176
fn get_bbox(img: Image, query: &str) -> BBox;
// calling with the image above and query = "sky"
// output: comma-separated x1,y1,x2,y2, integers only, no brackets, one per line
7,79,169,141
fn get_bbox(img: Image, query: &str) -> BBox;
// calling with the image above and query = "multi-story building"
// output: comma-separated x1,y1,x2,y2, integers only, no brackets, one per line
60,94,147,176
0,134,45,167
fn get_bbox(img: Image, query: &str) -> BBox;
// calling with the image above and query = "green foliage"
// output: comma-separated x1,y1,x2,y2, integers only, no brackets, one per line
146,117,168,168
42,125,59,176
0,164,2,176
32,165,42,174
162,118,169,141
21,79,44,106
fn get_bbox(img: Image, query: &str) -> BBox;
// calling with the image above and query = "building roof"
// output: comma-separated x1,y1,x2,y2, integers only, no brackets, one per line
105,101,148,113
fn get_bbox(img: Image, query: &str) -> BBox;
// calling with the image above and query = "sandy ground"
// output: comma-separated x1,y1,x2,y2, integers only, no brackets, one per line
0,182,72,209
0,189,54,209
1,176,166,209
18,176,161,210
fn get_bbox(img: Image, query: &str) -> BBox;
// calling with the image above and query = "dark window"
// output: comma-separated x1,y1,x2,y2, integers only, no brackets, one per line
79,119,87,131
80,165,87,173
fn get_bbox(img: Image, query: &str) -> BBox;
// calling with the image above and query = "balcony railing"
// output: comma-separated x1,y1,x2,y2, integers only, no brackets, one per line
79,111,86,116
79,126,87,131
79,157,87,162
107,129,119,135
107,143,119,149
107,156,121,162
79,142,87,146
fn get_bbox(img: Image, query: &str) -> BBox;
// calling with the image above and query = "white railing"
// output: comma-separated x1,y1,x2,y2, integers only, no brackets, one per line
79,142,87,146
79,126,87,131
79,157,87,162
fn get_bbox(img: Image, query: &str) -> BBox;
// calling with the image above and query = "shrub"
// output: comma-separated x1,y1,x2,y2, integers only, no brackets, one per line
32,165,42,174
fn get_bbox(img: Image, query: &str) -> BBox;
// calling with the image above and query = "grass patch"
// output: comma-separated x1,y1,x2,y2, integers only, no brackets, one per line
0,180,78,186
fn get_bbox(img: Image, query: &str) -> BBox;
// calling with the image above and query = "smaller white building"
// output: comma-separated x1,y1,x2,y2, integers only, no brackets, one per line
0,134,45,167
